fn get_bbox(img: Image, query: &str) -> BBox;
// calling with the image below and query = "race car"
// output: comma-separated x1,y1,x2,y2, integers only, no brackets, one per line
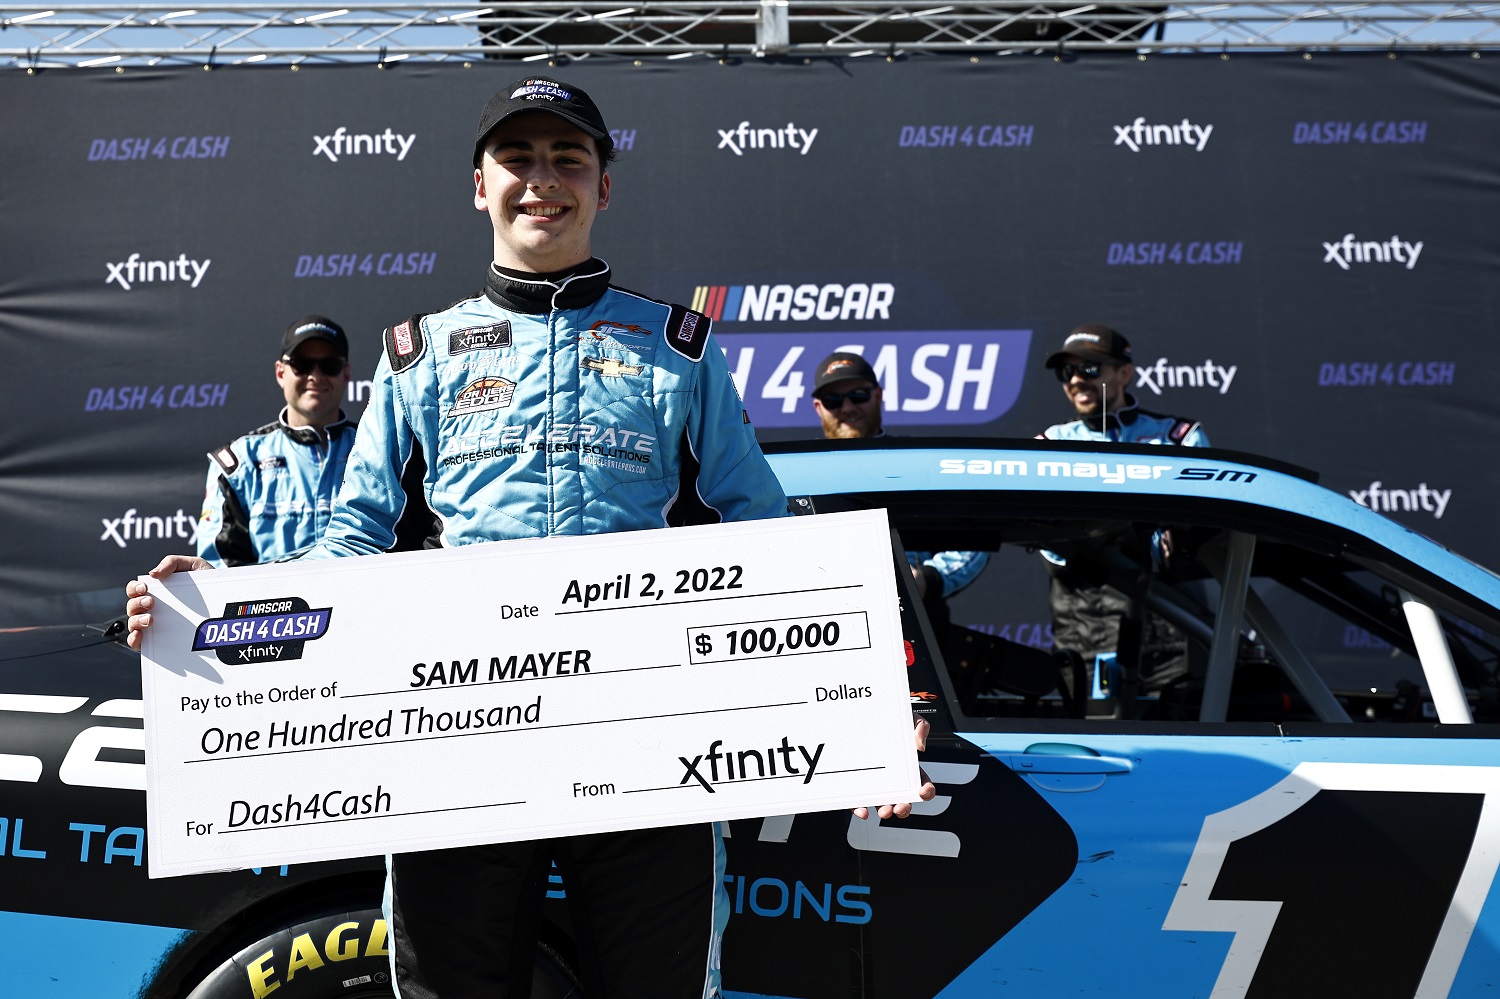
2,437,1497,998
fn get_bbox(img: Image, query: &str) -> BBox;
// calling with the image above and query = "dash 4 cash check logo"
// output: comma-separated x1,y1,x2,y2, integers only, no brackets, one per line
192,596,332,664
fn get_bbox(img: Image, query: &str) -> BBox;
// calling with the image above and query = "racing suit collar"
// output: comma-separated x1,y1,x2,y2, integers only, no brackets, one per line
484,257,612,314
277,407,353,446
1081,392,1140,433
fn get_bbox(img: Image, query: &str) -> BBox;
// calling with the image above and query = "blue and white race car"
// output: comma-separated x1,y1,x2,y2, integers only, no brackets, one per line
2,438,1496,998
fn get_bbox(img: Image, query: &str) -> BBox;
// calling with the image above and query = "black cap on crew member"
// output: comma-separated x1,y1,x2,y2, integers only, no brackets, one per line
280,315,349,360
1043,323,1133,369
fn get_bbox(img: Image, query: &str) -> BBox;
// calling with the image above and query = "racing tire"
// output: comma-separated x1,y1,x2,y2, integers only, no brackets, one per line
184,907,582,998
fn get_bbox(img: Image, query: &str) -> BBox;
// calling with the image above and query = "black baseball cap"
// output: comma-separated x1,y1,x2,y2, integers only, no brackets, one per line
280,315,349,360
473,77,613,167
1044,323,1133,369
813,352,879,394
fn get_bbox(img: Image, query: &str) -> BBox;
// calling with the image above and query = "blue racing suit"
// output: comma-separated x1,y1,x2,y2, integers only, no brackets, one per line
1039,395,1208,447
196,409,356,567
1039,394,1208,689
310,260,786,554
304,259,787,999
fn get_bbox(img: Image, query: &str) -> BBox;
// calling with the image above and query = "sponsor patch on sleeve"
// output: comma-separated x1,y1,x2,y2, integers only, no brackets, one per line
665,304,712,362
1169,419,1198,444
211,446,239,474
384,313,429,374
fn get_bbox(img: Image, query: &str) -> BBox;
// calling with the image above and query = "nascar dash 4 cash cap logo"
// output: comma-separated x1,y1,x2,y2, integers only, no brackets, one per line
192,597,332,664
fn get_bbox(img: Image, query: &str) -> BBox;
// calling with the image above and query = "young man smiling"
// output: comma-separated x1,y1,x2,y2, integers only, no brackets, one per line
129,78,934,998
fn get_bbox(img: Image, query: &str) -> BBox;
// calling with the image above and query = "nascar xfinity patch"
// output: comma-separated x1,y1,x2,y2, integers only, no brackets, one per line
449,322,512,355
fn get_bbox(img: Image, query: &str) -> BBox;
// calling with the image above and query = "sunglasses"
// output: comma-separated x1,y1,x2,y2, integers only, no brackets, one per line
1055,361,1106,382
282,355,347,377
816,387,874,409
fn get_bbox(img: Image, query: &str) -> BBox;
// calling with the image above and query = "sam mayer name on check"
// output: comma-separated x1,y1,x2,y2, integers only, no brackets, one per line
199,699,543,756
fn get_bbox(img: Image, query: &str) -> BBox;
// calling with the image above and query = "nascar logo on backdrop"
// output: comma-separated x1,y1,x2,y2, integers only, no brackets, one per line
692,279,1029,428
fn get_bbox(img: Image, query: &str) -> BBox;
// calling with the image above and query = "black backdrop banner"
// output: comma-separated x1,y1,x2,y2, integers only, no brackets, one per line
2,55,1497,621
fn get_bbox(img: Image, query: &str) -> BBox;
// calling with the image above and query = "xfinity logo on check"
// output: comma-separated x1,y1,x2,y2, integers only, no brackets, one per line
1322,233,1423,271
1113,117,1214,152
717,121,819,156
1136,358,1237,395
313,127,417,162
679,737,824,791
106,253,211,290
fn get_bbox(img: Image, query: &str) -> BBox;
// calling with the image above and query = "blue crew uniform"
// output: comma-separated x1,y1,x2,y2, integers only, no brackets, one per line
1039,394,1208,447
197,409,357,567
1039,393,1208,689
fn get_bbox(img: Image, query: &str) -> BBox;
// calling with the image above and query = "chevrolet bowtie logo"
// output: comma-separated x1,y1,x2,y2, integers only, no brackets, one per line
582,357,643,378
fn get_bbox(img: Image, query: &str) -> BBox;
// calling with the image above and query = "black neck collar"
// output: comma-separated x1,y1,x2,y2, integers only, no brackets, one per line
278,408,351,446
484,258,611,314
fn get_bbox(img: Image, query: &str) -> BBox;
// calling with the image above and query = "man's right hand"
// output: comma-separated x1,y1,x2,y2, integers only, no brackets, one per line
124,555,212,651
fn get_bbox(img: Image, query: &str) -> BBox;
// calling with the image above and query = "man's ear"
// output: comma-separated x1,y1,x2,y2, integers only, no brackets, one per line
597,170,611,211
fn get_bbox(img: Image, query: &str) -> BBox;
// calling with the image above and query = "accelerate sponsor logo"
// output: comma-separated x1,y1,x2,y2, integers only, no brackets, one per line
1136,358,1237,395
1317,361,1453,386
898,124,1034,148
440,423,655,470
448,376,517,416
313,126,416,162
106,252,211,290
717,121,819,156
84,383,230,411
1322,233,1423,270
718,330,1031,428
692,282,894,323
1113,117,1214,152
100,508,197,548
1107,241,1242,265
88,135,230,161
1349,481,1451,519
1293,120,1427,145
295,252,436,278
192,596,332,664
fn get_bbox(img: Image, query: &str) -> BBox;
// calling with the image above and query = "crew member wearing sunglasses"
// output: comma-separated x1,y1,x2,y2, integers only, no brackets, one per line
1038,324,1209,705
811,352,989,627
197,315,357,566
1039,324,1206,447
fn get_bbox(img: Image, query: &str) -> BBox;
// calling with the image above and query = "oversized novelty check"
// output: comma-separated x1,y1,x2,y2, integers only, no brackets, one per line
139,509,919,877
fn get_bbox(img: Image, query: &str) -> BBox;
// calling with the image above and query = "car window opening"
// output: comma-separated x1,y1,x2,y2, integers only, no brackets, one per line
882,508,1500,729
